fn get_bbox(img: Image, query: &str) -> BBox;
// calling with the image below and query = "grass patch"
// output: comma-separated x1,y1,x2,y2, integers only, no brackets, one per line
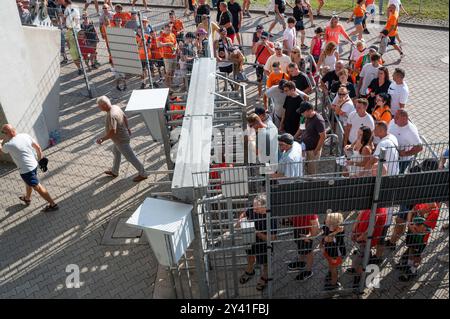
250,0,449,20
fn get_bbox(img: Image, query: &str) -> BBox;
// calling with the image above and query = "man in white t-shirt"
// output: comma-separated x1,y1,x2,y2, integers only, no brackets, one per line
0,124,59,211
264,42,292,75
388,109,423,173
357,53,381,97
368,121,399,176
331,86,355,126
388,67,409,114
283,17,297,55
344,98,375,145
388,0,408,15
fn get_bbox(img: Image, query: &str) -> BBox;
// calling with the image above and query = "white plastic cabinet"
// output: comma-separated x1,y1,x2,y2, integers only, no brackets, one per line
126,197,194,267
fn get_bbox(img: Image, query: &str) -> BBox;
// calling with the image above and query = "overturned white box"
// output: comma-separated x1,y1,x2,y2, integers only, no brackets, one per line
126,197,194,267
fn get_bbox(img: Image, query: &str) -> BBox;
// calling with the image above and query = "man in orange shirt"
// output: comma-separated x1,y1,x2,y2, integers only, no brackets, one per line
383,4,404,59
158,24,178,88
112,4,131,27
266,61,289,88
169,10,185,43
149,30,164,81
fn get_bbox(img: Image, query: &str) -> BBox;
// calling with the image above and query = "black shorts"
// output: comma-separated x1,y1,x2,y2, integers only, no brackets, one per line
246,241,268,264
388,36,397,45
406,242,427,256
150,59,164,68
219,64,233,74
141,60,148,69
256,65,264,82
295,20,305,31
233,25,240,34
176,32,185,43
294,228,314,256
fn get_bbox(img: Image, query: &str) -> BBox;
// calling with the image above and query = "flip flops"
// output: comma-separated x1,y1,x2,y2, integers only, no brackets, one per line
42,204,59,212
19,196,31,206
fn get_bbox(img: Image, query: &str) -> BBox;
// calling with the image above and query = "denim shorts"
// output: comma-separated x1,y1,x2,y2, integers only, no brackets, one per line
354,16,364,25
20,167,39,187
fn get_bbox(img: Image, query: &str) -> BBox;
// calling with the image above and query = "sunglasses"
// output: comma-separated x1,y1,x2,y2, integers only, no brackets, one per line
275,47,282,50
292,51,300,54
338,93,347,96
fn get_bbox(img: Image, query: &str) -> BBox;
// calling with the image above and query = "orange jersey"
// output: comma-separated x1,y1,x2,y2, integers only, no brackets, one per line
366,0,375,5
266,72,289,88
158,32,177,59
171,19,184,35
136,34,151,61
372,105,392,124
112,12,132,27
385,11,399,37
325,24,347,45
354,4,366,17
150,38,163,60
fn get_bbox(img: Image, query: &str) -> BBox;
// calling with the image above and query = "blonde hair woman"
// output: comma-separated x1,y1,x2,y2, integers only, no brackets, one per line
317,41,339,71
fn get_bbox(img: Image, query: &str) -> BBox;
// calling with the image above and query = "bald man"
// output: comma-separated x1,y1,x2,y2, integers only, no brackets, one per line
0,124,58,212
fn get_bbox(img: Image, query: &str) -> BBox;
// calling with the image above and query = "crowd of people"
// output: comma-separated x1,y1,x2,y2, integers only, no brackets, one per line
12,0,448,295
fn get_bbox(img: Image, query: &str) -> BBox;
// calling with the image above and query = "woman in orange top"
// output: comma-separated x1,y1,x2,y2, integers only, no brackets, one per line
112,4,131,27
348,0,366,40
325,15,354,48
383,4,404,58
372,93,392,124
266,61,289,88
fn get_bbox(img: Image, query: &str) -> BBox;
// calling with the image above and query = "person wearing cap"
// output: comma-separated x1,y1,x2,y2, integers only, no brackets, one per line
195,0,211,26
397,210,439,282
273,133,304,180
295,101,326,175
252,25,264,44
264,42,291,76
268,0,287,36
157,23,178,88
196,27,209,57
181,32,198,73
169,10,185,43
124,10,140,31
141,17,153,35
112,4,131,27
255,106,275,127
253,30,275,98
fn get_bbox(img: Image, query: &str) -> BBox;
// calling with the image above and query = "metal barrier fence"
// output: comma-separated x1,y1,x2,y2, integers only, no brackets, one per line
191,142,449,299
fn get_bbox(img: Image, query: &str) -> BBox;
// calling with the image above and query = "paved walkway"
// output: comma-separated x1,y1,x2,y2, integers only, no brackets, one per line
0,4,448,298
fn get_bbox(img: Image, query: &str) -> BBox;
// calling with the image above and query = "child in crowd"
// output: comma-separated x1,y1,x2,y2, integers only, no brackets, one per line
310,27,324,63
266,61,289,88
321,211,347,290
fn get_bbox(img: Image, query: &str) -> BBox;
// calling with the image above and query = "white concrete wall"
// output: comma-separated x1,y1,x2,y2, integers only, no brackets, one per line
0,0,60,162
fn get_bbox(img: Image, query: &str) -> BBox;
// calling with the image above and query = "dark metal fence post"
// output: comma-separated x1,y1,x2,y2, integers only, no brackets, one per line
379,0,384,15
191,201,210,298
265,169,273,298
359,148,386,295
72,28,94,98
227,197,240,297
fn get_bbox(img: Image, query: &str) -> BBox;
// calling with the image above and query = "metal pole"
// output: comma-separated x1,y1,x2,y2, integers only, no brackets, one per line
227,197,239,297
191,202,211,298
265,170,273,298
379,0,384,15
138,11,154,89
72,28,93,98
358,149,386,295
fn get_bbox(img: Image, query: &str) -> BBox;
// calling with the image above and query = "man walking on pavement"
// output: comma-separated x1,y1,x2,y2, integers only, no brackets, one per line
96,96,148,182
0,124,59,212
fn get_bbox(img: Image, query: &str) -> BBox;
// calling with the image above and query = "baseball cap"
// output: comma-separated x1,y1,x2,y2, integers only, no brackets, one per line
254,106,266,115
412,216,431,230
261,31,269,39
296,101,314,115
256,24,264,31
274,42,282,49
115,3,123,9
278,133,294,145
197,28,207,35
